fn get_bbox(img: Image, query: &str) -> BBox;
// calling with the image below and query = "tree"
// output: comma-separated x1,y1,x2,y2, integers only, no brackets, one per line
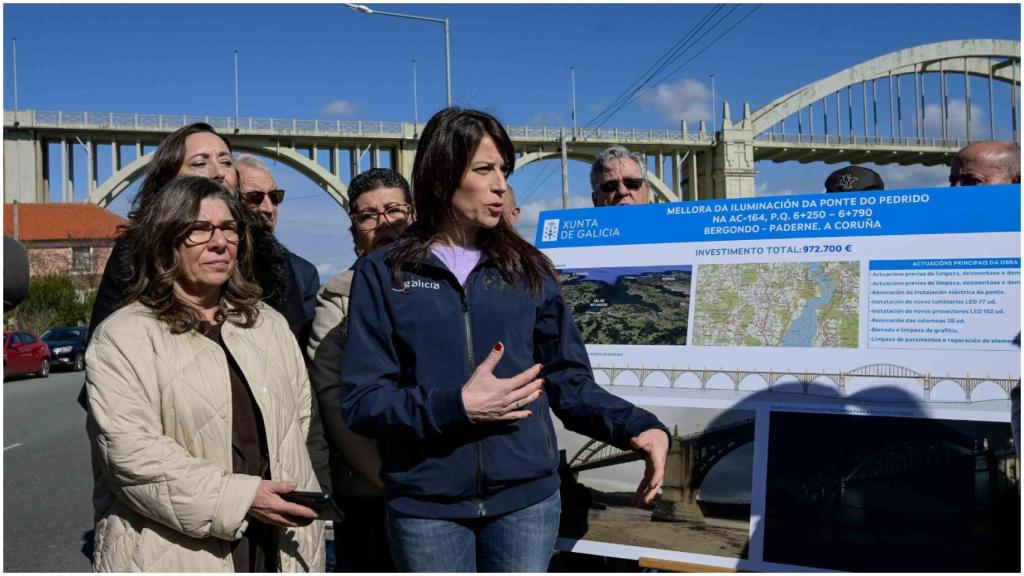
5,274,95,335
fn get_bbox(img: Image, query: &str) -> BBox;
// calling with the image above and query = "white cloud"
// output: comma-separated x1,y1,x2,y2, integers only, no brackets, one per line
637,78,711,125
515,195,593,244
872,163,948,190
518,195,593,229
316,260,352,281
527,112,566,126
320,100,357,117
923,99,986,140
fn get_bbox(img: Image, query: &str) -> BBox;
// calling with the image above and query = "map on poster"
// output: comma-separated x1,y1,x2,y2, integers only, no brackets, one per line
537,185,1021,572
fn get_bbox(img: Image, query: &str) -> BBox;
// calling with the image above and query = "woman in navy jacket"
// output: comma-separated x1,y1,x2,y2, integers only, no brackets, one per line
340,108,670,572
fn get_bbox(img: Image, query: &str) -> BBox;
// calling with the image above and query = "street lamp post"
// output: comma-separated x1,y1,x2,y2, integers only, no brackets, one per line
12,37,19,114
710,74,716,133
346,4,451,108
234,50,240,131
570,66,577,139
412,59,419,135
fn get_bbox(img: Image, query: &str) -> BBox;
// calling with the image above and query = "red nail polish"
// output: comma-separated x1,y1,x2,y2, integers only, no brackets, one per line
494,342,503,352
539,390,544,397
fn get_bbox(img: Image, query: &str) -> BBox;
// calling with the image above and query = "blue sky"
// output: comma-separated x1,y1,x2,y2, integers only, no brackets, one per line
3,3,1020,279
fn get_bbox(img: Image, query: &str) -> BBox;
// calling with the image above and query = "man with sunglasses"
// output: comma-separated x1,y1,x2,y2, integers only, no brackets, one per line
590,145,651,207
236,154,321,350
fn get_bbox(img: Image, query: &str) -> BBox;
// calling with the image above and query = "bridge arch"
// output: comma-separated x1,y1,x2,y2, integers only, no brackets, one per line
930,379,968,402
89,143,350,209
745,39,1021,137
516,150,679,202
843,440,972,485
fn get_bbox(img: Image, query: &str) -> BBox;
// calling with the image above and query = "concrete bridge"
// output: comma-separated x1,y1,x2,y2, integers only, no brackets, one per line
4,39,1018,208
568,418,755,524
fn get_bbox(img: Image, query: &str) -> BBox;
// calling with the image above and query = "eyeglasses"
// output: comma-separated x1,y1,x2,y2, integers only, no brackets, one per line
242,189,286,206
186,221,240,245
351,203,413,231
597,177,646,194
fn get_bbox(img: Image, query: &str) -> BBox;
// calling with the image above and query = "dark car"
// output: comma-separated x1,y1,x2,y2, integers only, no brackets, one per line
40,326,89,372
4,330,51,379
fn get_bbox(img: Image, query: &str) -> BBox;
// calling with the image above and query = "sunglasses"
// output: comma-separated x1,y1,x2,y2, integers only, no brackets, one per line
598,177,645,194
242,189,286,206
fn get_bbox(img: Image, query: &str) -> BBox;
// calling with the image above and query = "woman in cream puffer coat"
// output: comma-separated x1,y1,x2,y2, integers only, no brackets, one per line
85,177,325,572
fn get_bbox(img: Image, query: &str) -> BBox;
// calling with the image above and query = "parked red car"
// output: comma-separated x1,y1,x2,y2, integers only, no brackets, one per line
4,330,50,379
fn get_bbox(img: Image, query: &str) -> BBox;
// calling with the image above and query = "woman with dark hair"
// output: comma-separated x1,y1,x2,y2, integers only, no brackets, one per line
340,109,670,572
86,176,325,572
307,167,413,571
88,122,294,340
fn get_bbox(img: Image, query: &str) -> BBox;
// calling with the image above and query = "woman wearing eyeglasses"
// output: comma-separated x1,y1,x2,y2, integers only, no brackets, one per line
85,177,325,572
88,124,299,347
340,109,670,572
307,167,412,571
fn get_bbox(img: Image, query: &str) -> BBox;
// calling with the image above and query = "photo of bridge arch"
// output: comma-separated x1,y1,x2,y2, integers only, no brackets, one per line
554,405,756,560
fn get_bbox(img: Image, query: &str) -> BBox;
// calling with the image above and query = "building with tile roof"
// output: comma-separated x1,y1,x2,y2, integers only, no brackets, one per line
3,202,126,283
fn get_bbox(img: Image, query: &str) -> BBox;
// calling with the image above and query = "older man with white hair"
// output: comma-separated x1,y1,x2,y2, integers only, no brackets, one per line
235,154,320,350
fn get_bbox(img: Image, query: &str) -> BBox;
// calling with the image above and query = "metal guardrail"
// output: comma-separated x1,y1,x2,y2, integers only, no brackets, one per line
19,110,407,138
6,109,713,144
4,109,999,149
754,131,970,149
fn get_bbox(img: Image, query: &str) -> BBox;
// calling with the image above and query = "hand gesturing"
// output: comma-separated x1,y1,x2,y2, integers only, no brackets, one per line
461,342,544,423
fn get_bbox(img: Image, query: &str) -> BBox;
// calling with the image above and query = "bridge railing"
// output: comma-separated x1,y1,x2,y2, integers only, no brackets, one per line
8,109,714,145
755,131,968,149
16,110,410,138
506,125,709,144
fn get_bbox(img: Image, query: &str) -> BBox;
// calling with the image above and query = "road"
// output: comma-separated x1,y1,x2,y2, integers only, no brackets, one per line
4,370,93,572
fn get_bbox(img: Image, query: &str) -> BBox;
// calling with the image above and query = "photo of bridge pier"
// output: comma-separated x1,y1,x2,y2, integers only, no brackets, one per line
553,405,755,560
763,412,1020,572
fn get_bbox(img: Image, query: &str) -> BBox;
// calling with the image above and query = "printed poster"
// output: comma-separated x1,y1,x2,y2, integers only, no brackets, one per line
538,185,1021,572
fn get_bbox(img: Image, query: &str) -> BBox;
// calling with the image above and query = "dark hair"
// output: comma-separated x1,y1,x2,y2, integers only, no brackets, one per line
113,123,290,311
389,108,554,294
120,176,262,333
127,123,234,223
348,168,413,246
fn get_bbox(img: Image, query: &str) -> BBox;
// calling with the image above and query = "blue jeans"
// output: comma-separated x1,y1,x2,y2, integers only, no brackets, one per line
385,490,560,572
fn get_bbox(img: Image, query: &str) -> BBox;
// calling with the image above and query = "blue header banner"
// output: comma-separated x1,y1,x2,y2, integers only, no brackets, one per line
869,258,1021,270
534,184,1021,248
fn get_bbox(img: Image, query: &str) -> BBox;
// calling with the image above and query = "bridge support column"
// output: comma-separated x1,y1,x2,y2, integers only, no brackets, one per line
687,151,698,201
395,142,417,183
671,152,681,199
653,434,706,524
86,139,97,194
3,129,46,203
702,149,714,199
61,137,75,203
712,127,757,198
350,145,361,180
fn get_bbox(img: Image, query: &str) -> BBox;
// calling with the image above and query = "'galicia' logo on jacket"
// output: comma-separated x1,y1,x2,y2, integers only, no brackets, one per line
394,278,442,292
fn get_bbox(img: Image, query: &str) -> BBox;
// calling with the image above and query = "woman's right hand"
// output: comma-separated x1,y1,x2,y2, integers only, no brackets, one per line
461,342,544,423
247,480,318,528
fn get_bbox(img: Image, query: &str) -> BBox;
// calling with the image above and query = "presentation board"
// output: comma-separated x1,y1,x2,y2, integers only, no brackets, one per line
538,185,1021,572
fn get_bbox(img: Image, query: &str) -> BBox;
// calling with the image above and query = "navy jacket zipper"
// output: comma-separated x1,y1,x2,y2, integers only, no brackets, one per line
459,277,487,518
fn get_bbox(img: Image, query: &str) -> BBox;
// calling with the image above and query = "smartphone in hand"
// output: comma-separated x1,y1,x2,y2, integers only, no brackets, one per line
279,491,345,522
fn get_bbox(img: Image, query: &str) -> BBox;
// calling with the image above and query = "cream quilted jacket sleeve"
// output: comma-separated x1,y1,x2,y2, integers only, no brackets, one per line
86,312,262,542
